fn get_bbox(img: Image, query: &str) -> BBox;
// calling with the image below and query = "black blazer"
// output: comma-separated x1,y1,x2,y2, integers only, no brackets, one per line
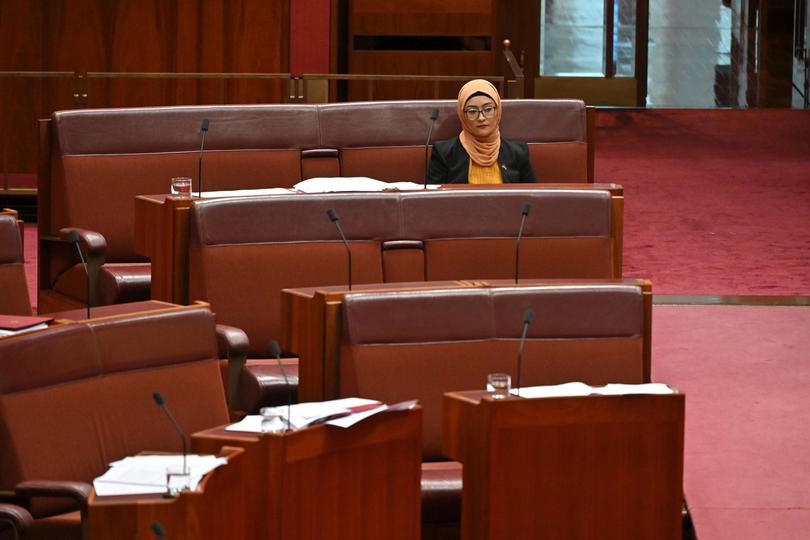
427,136,538,184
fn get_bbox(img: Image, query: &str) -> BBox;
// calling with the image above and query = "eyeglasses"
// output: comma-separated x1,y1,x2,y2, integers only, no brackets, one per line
463,104,497,120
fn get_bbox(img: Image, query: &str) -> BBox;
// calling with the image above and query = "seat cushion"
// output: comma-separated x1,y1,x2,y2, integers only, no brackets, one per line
53,263,151,305
240,359,300,414
421,461,462,524
26,510,81,540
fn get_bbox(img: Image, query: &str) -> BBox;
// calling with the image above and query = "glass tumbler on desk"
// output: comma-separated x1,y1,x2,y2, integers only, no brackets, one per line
170,176,192,198
165,464,191,497
486,373,511,399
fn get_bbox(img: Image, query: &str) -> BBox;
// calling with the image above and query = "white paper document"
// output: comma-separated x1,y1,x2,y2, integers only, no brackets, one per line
226,397,417,432
199,187,293,198
93,454,227,496
293,177,439,193
511,382,674,399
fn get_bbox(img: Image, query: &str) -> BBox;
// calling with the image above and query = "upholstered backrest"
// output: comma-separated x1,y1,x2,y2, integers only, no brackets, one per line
317,99,589,182
339,284,647,459
0,306,229,515
187,190,617,356
48,105,321,262
0,215,31,315
400,189,614,280
187,194,397,356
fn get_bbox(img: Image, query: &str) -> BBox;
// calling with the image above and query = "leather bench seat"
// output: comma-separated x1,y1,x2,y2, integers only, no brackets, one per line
240,359,300,414
0,215,30,315
39,100,594,313
0,305,232,537
331,282,651,538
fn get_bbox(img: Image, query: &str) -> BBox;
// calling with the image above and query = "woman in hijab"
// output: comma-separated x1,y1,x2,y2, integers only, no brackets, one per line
427,79,537,184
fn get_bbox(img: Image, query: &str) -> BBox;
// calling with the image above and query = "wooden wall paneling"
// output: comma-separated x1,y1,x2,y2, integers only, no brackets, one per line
345,0,497,100
492,0,540,98
0,0,45,178
222,0,290,104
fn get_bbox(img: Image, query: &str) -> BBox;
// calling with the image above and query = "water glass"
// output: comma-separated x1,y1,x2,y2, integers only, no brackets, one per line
487,373,511,400
170,176,192,198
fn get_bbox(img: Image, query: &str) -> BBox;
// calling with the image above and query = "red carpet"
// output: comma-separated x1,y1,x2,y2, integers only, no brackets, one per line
653,304,810,539
597,109,810,295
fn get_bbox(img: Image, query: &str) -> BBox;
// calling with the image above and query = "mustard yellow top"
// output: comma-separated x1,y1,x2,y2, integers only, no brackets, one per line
468,161,503,184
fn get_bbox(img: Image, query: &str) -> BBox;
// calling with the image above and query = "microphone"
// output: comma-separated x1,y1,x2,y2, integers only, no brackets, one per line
514,203,531,284
152,391,188,477
269,340,292,432
150,522,168,540
423,108,439,188
197,118,210,197
67,230,92,319
515,307,535,397
326,208,352,291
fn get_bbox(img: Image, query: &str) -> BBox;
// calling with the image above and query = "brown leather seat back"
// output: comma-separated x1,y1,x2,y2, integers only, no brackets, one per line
0,306,228,515
401,189,615,280
0,215,31,315
500,99,589,181
188,194,397,355
318,99,589,182
319,101,460,181
339,284,646,459
49,105,321,263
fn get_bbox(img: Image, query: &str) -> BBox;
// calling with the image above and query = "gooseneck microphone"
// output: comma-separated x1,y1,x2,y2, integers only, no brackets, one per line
423,108,440,188
67,230,92,319
150,522,168,539
269,340,292,432
197,118,210,197
514,203,532,284
515,307,535,397
326,208,352,291
152,391,188,476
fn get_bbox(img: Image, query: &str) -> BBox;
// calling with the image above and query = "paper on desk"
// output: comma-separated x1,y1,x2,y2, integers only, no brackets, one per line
93,454,227,496
293,177,439,193
0,323,49,337
226,397,417,432
199,188,293,198
511,382,674,399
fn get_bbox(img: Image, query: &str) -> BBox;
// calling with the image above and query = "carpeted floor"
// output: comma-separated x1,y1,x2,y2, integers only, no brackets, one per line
597,109,810,296
653,304,810,539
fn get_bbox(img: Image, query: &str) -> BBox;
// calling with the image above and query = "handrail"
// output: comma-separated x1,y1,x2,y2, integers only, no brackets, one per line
85,71,292,79
0,71,75,78
300,73,505,101
501,40,525,99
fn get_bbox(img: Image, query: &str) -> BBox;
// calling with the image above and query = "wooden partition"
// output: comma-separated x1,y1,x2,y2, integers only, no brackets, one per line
86,446,245,540
443,390,684,540
191,408,422,540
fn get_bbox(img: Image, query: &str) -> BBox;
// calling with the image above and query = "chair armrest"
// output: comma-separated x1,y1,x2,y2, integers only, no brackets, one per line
57,228,107,259
216,324,249,412
15,480,92,509
0,503,33,538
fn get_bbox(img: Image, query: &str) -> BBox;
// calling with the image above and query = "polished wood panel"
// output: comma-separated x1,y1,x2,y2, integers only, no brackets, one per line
86,446,246,540
443,390,684,540
191,408,422,540
1,0,290,176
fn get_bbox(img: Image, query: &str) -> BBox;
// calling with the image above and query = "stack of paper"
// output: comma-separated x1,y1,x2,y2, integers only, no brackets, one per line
0,315,53,337
93,454,227,496
226,397,417,433
511,382,675,399
293,177,439,193
199,187,293,198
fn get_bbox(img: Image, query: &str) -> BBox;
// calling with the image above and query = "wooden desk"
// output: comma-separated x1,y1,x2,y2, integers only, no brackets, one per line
133,184,624,304
280,278,652,402
86,446,245,540
443,390,684,540
191,407,422,540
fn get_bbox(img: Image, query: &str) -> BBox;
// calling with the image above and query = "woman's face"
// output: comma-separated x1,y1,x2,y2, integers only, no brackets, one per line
463,95,499,139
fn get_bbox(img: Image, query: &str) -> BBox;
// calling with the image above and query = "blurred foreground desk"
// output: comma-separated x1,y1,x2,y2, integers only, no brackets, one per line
191,407,422,540
86,446,245,540
443,390,684,540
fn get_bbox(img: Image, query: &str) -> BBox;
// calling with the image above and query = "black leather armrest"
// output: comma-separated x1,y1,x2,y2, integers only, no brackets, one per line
216,324,249,412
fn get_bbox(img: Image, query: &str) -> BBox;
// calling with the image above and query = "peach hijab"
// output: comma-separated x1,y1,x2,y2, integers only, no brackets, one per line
457,79,502,167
